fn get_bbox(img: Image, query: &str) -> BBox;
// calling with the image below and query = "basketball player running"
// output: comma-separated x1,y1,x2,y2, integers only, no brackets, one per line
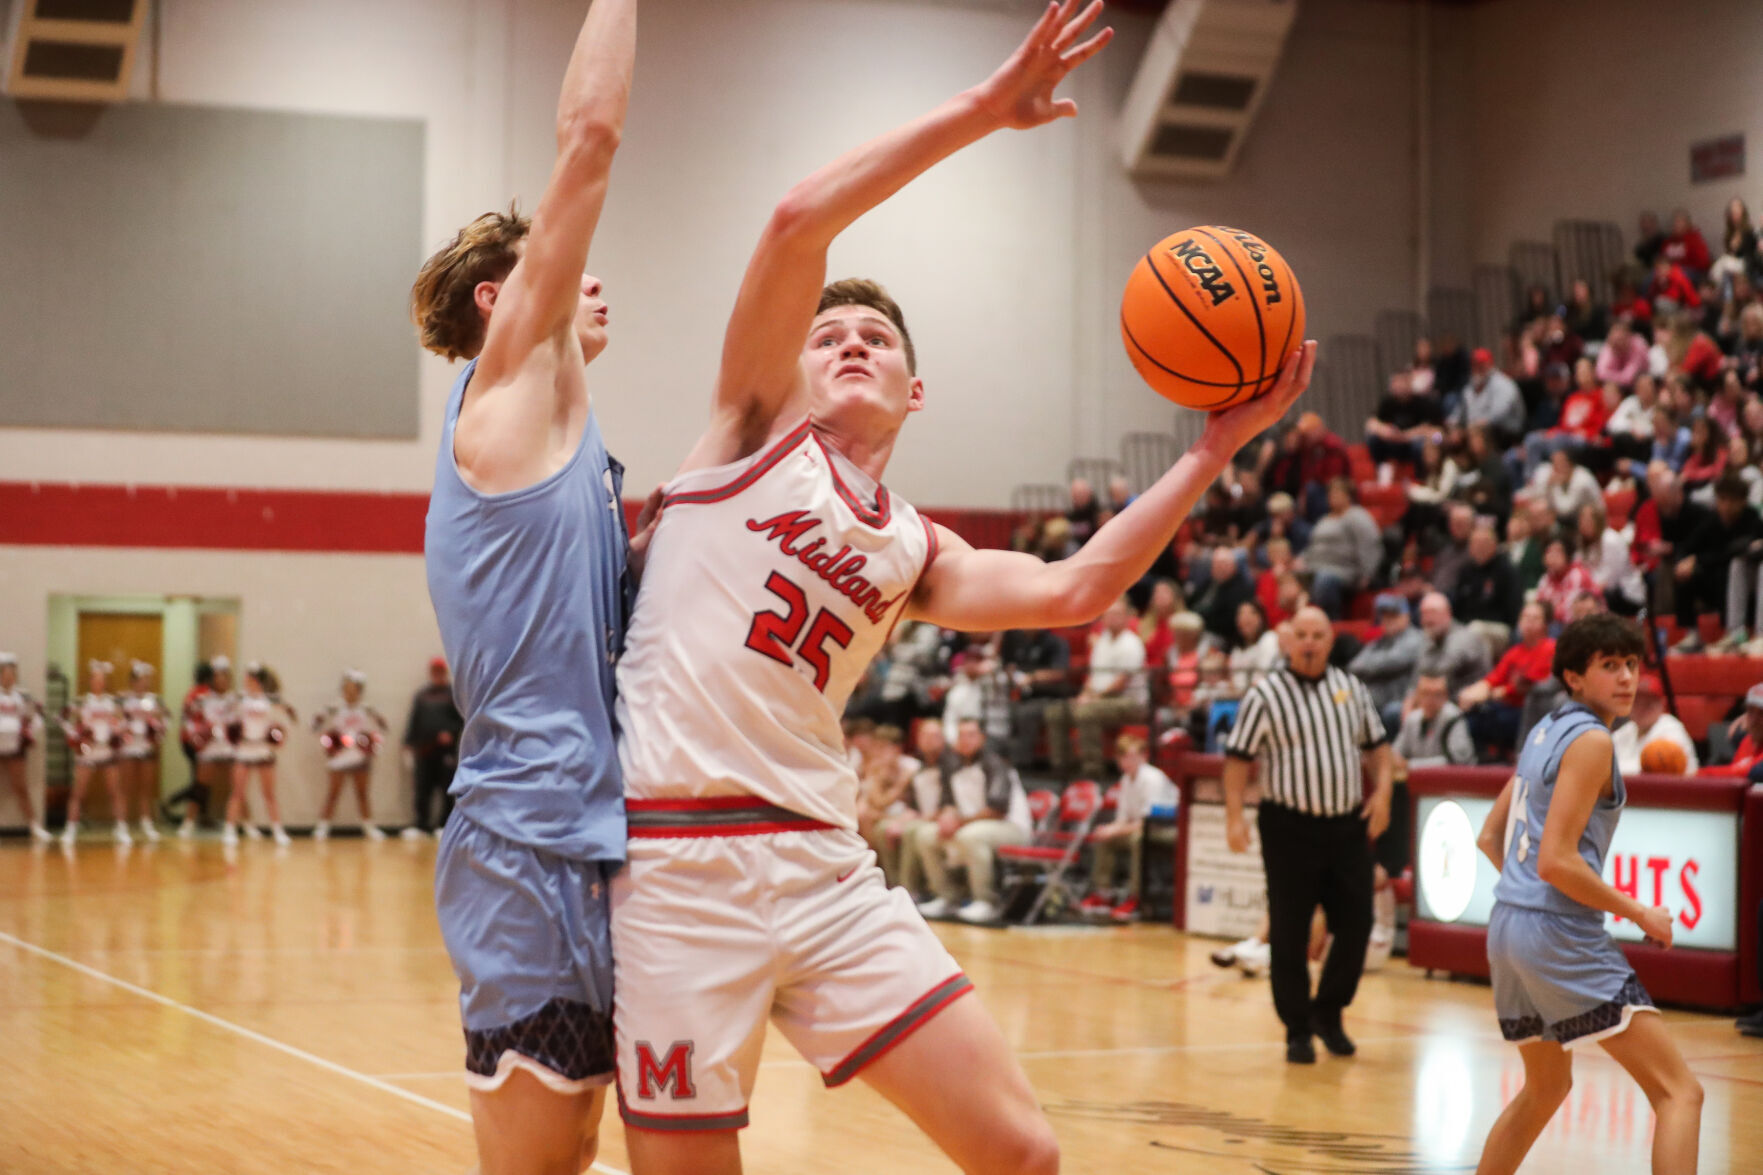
1473,614,1703,1175
611,4,1314,1170
414,1,639,1171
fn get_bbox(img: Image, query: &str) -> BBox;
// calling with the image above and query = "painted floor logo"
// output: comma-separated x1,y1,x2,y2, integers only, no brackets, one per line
1044,1099,1471,1173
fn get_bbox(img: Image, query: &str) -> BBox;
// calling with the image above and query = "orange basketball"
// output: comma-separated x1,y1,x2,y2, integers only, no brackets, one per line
1120,225,1306,410
1639,739,1689,776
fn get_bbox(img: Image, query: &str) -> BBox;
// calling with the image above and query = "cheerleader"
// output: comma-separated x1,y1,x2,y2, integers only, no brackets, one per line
61,661,130,845
0,653,52,842
118,661,168,843
178,657,238,839
1474,615,1703,1175
223,662,296,847
310,669,388,841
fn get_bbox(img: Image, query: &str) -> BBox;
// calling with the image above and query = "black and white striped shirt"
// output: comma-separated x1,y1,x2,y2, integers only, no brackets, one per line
1224,665,1387,817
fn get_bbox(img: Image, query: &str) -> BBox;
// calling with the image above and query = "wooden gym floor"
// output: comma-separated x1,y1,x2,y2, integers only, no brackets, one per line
2,839,1758,1174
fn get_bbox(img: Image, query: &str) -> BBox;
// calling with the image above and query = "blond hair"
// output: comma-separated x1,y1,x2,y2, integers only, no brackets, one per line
410,205,531,361
818,278,916,374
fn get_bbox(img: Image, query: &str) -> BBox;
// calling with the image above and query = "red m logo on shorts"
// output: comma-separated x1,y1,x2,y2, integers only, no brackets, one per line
634,1040,696,1100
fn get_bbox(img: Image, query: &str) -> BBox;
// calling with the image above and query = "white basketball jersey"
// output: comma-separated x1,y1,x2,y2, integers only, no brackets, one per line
617,419,938,831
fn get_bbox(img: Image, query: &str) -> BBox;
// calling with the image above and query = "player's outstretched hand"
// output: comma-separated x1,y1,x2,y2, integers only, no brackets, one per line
975,0,1112,130
1201,340,1319,458
1637,904,1674,950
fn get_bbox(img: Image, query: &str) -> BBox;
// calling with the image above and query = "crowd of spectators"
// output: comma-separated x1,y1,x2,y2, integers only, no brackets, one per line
848,205,1763,799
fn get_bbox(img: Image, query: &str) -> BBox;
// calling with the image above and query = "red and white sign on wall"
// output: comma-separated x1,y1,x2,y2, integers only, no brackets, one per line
1415,798,1739,952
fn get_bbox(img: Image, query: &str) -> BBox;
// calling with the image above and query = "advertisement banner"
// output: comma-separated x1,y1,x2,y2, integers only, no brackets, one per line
1414,796,1738,951
1184,802,1268,939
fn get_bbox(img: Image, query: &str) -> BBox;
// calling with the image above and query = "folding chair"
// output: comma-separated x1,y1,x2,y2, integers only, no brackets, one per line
1024,788,1057,835
996,781,1103,925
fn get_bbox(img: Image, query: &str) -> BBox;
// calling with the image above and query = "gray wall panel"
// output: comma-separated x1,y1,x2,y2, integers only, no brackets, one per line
0,102,422,439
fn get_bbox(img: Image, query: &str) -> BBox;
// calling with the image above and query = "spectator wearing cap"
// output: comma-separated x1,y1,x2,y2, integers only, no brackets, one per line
1452,349,1524,448
1390,673,1474,768
1702,685,1763,780
1349,594,1427,734
1457,599,1556,758
1414,591,1491,697
1612,673,1699,777
404,657,463,836
1300,479,1383,619
1045,597,1147,781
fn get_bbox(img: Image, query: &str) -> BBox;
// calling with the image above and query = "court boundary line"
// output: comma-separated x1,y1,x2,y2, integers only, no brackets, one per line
0,929,630,1175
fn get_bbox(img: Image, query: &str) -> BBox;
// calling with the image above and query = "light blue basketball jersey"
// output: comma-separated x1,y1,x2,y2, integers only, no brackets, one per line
425,359,630,861
1493,700,1624,920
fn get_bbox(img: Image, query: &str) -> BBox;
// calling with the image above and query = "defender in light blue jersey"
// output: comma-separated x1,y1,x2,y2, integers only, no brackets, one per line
1472,615,1703,1175
409,2,645,1171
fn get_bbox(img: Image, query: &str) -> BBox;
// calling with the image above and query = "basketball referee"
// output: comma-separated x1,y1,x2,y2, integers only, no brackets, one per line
1223,606,1393,1064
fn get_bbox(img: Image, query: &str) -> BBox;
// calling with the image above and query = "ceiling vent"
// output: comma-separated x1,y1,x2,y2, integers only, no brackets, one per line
3,0,146,102
1119,0,1298,181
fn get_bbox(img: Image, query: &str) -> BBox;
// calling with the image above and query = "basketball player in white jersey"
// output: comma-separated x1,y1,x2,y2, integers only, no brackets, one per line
612,4,1315,1171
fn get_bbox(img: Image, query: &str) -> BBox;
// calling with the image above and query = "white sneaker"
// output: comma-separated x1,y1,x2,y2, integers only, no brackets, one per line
1211,935,1261,969
60,822,80,846
113,821,133,846
400,826,427,841
29,822,53,843
956,900,1000,924
243,823,263,841
272,825,292,848
916,897,953,919
1236,938,1272,977
363,824,386,842
139,818,161,843
312,820,330,842
220,824,239,847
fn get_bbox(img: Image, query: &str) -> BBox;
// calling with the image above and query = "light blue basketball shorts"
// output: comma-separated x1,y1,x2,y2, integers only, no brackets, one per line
434,814,617,1092
1487,901,1657,1047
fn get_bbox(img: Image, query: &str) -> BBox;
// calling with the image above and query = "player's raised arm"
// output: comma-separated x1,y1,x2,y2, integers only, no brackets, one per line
689,0,1111,467
475,0,636,386
910,343,1316,631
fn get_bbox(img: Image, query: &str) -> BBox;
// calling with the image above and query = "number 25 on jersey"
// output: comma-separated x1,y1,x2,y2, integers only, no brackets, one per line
744,572,855,693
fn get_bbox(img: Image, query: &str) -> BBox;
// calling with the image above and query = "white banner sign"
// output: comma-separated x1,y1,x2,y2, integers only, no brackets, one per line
1414,796,1738,951
1184,802,1268,939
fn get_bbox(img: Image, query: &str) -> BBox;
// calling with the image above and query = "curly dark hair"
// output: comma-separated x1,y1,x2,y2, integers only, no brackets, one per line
1552,614,1646,682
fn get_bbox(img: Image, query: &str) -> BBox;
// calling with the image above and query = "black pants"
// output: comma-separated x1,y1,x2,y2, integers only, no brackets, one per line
414,753,457,833
1257,803,1374,1041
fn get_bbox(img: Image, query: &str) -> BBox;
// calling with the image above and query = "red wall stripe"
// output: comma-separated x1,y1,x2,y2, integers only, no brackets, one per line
0,481,1032,555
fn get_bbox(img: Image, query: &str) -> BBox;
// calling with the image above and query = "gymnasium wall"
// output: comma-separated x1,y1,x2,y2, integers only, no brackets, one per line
0,0,1430,505
0,545,438,828
1458,0,1763,268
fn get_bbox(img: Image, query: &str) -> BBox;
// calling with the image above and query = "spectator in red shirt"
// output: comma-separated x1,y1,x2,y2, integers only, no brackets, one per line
1664,207,1712,280
1663,312,1724,390
1681,416,1729,496
1523,358,1612,477
1534,536,1603,622
1268,412,1352,521
1648,257,1702,314
1138,579,1182,669
1457,599,1556,759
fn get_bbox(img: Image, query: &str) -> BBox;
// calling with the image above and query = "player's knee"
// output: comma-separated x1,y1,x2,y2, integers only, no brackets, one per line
982,1116,1059,1175
1666,1072,1705,1111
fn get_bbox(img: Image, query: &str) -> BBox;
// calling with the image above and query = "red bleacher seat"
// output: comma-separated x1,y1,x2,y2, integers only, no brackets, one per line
1334,619,1382,644
1357,482,1408,529
1668,656,1763,696
1347,444,1375,484
1025,788,1057,833
1672,695,1732,742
